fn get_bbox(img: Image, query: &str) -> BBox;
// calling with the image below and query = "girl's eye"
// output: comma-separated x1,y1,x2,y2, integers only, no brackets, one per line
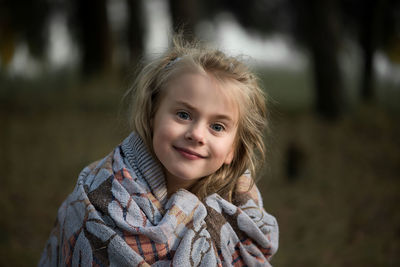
177,111,191,120
211,123,225,132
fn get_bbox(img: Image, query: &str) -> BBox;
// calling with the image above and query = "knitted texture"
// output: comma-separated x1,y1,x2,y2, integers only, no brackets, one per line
39,133,278,266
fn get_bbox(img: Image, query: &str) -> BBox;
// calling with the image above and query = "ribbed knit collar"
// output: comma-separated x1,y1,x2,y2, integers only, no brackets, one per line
121,132,168,206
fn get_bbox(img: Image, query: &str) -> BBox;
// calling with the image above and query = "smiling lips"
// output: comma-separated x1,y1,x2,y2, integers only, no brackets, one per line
174,146,206,160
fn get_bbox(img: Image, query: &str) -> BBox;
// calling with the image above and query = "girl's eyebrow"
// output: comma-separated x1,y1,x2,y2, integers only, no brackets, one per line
174,100,235,123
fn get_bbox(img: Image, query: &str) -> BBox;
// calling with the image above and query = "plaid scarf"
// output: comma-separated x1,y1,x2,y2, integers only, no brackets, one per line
39,133,278,266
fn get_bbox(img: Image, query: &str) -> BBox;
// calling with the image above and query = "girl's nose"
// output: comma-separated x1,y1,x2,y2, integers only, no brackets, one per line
185,124,205,145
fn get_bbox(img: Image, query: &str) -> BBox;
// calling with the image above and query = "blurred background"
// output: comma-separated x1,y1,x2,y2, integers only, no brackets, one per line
1,0,400,266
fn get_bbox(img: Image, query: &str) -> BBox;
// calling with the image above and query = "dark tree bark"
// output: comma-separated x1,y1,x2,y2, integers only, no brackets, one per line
359,0,387,101
294,0,345,120
168,0,200,39
0,1,16,66
0,0,50,62
126,0,145,66
342,0,398,102
72,0,112,75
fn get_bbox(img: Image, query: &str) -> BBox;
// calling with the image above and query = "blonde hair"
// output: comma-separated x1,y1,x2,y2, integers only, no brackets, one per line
128,36,268,201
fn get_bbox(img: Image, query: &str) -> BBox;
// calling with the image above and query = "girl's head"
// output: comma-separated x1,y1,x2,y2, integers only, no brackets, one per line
129,36,268,201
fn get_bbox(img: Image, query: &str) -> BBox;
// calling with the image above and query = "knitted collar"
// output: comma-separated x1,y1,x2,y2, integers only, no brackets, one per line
121,132,168,205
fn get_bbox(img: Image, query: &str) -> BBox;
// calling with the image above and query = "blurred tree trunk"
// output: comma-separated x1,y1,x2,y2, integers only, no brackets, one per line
0,0,50,64
295,0,345,120
0,4,16,67
359,0,386,101
126,0,145,66
73,0,112,76
168,0,200,38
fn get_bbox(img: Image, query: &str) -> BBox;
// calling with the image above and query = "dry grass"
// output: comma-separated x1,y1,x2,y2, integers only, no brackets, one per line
1,73,399,266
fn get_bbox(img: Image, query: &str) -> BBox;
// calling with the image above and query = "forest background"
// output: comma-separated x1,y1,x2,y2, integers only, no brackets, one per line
1,0,400,266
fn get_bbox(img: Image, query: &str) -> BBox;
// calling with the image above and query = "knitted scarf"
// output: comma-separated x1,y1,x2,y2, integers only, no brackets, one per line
39,133,278,266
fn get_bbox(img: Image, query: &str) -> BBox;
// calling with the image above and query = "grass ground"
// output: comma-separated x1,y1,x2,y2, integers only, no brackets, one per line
1,71,399,266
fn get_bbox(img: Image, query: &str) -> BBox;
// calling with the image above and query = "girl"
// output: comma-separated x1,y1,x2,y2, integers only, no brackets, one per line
40,37,278,266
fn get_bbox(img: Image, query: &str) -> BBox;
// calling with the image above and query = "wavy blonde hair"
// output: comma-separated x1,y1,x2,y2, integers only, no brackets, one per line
128,36,268,201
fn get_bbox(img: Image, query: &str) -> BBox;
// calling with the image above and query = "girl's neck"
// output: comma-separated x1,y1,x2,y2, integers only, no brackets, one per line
165,171,198,197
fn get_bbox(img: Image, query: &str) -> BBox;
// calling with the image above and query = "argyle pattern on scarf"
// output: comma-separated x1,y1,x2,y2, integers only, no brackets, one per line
39,133,278,266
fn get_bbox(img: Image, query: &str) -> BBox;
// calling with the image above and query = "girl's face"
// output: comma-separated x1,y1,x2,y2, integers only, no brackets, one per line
152,72,239,192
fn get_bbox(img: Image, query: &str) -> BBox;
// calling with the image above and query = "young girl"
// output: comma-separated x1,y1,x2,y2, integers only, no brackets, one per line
40,37,278,266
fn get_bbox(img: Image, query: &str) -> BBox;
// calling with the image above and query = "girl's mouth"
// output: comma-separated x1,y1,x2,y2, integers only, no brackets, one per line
173,146,206,160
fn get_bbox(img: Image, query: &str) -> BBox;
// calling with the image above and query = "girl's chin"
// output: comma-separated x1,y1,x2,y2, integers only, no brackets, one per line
167,173,201,183
164,168,195,180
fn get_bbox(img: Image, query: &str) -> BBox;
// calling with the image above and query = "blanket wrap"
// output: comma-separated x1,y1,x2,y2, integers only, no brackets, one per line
39,133,278,266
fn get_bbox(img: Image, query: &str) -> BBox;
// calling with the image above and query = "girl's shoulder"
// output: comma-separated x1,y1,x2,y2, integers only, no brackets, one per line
233,175,262,208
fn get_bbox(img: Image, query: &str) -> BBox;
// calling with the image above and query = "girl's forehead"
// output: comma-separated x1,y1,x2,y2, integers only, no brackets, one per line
165,70,240,97
163,72,241,122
